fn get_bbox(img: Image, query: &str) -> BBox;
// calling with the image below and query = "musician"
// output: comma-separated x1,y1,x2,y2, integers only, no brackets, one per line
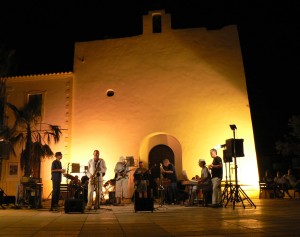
161,158,178,204
114,156,130,205
197,159,212,206
50,152,65,211
86,150,107,210
81,175,89,204
69,175,81,199
148,163,160,198
208,148,223,208
134,161,150,199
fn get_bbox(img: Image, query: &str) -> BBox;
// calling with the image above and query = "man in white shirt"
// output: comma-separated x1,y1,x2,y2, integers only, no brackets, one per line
86,150,107,210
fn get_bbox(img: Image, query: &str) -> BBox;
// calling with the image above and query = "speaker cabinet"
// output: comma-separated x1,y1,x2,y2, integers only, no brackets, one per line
134,196,154,212
223,149,233,163
225,139,244,157
64,198,85,213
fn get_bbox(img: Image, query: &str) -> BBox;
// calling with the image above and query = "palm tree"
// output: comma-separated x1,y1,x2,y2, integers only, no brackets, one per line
5,96,62,177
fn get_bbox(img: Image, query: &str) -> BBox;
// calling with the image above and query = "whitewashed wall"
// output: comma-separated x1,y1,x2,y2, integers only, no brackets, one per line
72,12,259,196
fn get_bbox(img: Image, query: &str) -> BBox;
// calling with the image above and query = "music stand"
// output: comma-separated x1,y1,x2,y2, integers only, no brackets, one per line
224,125,256,209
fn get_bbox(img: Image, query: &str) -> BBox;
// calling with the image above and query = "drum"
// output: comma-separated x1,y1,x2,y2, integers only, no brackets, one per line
104,179,116,187
63,173,75,180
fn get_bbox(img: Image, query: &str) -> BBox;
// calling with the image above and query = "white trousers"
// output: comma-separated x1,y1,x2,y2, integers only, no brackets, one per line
115,177,128,198
87,181,103,208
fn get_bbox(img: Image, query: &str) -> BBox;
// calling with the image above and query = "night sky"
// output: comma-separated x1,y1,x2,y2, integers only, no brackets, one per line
1,1,300,174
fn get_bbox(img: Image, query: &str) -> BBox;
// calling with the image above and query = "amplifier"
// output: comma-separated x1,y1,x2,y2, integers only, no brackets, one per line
64,198,85,213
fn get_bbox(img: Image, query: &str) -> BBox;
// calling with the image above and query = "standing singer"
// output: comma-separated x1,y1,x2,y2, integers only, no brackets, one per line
86,150,107,210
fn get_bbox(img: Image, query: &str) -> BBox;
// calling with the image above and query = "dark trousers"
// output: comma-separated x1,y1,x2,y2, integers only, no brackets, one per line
166,182,178,204
51,180,61,208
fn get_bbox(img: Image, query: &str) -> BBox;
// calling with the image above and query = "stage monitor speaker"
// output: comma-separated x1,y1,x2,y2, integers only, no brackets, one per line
64,198,85,213
225,139,244,157
223,149,233,163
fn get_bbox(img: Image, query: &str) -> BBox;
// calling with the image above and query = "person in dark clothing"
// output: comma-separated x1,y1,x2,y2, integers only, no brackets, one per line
148,163,160,198
50,152,65,211
80,175,89,204
161,158,178,204
208,148,223,208
134,161,150,199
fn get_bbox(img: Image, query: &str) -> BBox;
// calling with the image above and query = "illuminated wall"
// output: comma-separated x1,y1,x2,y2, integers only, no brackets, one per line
72,12,259,196
1,12,259,198
2,73,72,196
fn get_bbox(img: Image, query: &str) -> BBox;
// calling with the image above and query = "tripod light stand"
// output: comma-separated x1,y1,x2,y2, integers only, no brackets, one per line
224,124,256,209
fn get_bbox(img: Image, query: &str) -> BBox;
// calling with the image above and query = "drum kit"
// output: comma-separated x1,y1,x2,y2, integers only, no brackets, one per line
62,162,119,204
102,179,116,203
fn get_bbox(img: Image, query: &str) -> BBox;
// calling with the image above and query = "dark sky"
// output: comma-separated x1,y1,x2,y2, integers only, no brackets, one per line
1,1,300,173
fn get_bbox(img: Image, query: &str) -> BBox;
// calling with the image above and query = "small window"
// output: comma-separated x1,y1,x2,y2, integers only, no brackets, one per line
27,92,44,120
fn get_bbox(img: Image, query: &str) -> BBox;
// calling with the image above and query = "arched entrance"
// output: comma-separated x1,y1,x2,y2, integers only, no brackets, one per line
149,144,175,168
139,132,182,179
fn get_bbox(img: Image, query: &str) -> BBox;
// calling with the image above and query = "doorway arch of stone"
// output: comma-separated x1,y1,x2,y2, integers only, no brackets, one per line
139,132,183,179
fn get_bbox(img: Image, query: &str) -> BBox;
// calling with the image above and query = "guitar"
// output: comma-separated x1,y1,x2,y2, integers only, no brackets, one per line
116,168,134,181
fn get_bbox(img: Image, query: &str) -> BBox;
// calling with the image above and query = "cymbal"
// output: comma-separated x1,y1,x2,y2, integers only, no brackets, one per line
63,173,75,180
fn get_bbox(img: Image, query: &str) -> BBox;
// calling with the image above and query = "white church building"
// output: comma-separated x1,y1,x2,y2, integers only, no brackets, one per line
1,11,259,202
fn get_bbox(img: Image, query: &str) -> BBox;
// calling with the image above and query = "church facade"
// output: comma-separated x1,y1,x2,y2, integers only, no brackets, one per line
1,12,259,200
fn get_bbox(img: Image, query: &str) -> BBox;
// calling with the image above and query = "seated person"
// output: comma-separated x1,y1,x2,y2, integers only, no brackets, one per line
197,159,212,205
261,169,276,198
284,169,300,190
262,169,274,186
274,171,291,198
69,175,81,199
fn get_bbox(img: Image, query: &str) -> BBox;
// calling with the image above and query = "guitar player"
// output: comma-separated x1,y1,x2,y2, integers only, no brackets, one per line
114,156,130,205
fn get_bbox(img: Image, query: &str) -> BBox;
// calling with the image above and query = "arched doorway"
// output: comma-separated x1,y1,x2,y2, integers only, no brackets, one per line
139,132,182,180
149,144,175,168
148,144,175,198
